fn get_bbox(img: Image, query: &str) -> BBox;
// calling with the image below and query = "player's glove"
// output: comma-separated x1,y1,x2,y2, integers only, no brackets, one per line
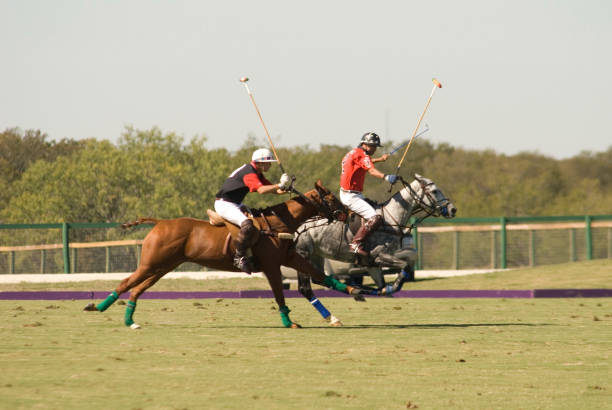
278,173,292,190
384,174,398,185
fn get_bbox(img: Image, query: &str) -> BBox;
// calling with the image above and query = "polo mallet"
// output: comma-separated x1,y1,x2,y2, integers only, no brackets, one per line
387,124,430,156
389,78,442,192
239,76,285,174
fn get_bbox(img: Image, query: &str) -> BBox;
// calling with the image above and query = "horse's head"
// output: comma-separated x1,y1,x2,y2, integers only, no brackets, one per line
308,180,347,222
405,174,457,219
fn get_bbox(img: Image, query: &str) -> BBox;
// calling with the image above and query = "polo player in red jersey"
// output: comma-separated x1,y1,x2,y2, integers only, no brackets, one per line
340,132,398,257
215,148,292,273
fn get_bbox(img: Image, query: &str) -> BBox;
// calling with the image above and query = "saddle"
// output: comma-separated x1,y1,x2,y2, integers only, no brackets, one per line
205,209,292,257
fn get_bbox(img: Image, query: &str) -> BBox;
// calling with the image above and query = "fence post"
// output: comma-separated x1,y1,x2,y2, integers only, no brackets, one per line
585,215,592,260
62,222,71,274
500,217,507,269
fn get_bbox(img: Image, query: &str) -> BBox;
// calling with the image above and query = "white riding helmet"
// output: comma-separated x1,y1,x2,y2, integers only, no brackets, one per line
252,148,277,163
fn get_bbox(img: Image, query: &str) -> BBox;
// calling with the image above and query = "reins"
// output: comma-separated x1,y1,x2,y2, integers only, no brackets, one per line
250,183,343,239
289,186,341,224
380,176,450,233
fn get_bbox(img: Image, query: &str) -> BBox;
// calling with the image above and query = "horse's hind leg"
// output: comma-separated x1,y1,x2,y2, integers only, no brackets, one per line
84,265,154,313
123,273,165,329
297,264,342,327
284,248,361,296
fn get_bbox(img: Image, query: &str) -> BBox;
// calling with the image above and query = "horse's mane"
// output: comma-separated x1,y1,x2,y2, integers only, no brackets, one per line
251,192,312,216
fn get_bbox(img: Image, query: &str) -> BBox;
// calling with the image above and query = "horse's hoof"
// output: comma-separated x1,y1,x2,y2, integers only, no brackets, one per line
130,323,141,330
290,323,302,329
83,303,98,312
352,294,366,302
329,315,343,327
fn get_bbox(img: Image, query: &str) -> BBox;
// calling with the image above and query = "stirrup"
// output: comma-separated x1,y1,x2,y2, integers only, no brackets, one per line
233,256,253,274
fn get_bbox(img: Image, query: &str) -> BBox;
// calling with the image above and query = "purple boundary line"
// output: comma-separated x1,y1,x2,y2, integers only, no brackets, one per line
0,289,610,300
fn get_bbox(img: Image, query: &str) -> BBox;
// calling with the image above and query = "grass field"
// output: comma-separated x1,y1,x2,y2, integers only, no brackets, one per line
1,258,611,292
1,260,610,409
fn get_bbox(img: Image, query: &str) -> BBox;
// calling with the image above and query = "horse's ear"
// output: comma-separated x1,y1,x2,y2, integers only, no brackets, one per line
415,173,423,181
315,179,328,193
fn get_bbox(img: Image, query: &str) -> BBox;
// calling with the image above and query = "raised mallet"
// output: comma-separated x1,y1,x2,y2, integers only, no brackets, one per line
394,78,442,175
239,76,285,174
387,124,430,156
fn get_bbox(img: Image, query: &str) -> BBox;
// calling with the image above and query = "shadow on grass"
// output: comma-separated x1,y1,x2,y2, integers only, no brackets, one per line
204,322,552,330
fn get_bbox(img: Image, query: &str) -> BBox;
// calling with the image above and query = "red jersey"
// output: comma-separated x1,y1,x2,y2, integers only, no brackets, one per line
340,147,373,191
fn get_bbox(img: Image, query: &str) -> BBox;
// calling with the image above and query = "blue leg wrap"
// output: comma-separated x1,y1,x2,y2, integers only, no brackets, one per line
309,297,330,319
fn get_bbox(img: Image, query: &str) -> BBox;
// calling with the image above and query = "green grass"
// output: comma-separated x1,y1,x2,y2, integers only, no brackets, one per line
0,260,611,409
1,298,610,409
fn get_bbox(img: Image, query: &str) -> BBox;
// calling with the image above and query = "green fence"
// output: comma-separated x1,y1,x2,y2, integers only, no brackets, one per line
412,215,612,270
1,215,611,274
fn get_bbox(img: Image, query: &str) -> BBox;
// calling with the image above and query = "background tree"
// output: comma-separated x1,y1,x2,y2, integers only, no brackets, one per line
1,126,610,224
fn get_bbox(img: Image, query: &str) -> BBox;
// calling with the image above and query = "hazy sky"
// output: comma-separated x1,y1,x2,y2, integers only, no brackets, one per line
2,1,611,159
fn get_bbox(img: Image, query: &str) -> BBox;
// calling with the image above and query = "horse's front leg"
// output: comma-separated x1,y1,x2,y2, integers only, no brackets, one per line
380,265,415,296
284,247,364,297
123,273,165,329
261,262,300,329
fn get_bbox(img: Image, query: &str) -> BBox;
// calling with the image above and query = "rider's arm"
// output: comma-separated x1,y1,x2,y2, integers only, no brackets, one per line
367,167,386,179
256,184,284,194
244,173,282,195
371,153,389,163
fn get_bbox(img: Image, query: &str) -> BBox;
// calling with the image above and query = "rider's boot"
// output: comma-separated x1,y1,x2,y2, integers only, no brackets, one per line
349,214,383,257
233,219,258,274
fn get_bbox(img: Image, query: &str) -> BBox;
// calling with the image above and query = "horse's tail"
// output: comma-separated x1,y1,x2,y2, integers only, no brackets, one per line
121,217,160,230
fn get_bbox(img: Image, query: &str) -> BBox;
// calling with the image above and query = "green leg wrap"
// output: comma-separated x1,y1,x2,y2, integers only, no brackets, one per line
124,301,136,326
279,306,292,328
323,275,347,292
96,291,119,312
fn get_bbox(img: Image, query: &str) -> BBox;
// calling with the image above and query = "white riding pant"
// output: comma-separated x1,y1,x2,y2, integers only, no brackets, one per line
214,199,248,226
339,190,378,219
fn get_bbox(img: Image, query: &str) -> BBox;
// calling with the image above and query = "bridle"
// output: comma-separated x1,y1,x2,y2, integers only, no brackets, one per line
380,176,452,232
289,185,345,223
400,176,452,220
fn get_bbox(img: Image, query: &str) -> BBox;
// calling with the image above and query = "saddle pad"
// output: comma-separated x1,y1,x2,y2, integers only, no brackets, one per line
206,209,261,230
206,209,225,226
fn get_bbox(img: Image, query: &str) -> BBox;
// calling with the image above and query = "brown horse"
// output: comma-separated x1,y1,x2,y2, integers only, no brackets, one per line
85,180,358,328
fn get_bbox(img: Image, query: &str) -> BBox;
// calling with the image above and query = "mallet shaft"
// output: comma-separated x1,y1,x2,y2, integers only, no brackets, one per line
240,78,285,174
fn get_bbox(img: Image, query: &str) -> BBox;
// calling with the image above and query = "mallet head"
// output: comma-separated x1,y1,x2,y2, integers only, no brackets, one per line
432,78,442,88
240,76,249,83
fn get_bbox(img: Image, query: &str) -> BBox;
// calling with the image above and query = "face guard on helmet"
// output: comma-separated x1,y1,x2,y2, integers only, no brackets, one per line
360,132,382,147
252,148,277,163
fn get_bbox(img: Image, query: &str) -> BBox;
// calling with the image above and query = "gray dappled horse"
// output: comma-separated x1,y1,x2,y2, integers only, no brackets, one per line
294,174,457,325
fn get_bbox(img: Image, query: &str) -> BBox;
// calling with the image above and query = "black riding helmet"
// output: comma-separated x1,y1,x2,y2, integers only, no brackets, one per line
360,132,382,147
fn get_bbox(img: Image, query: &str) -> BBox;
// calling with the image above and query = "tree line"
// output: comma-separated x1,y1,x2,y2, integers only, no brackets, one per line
1,126,611,224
